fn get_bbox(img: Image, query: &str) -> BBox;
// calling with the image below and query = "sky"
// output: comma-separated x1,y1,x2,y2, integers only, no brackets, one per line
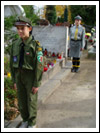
36,5,44,8
34,5,44,18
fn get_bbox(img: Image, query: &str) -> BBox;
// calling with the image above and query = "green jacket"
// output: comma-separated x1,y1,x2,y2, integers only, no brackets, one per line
10,35,44,87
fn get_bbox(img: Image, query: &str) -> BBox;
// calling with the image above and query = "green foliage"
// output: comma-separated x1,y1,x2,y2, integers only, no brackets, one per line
45,5,57,24
4,15,17,30
22,5,40,25
4,15,19,55
4,56,10,75
4,77,17,110
4,77,19,120
70,5,96,26
4,30,19,55
4,86,17,101
4,77,14,91
4,15,18,120
57,16,64,23
64,7,68,22
83,5,96,25
57,6,68,23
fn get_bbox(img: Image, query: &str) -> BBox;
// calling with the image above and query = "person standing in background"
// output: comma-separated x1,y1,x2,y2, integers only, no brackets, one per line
68,15,85,73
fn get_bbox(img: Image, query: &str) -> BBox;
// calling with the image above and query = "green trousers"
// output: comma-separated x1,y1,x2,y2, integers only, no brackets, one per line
15,68,38,126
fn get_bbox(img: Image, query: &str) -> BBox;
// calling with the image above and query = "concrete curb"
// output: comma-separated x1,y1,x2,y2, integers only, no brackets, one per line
4,60,71,128
38,60,71,106
6,115,22,128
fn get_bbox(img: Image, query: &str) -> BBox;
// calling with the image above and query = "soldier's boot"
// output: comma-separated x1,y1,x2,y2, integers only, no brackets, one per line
75,58,80,73
71,57,76,72
19,121,28,128
71,67,76,72
75,67,80,73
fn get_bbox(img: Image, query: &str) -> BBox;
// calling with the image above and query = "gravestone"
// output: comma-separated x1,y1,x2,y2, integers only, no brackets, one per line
32,25,68,55
88,42,96,59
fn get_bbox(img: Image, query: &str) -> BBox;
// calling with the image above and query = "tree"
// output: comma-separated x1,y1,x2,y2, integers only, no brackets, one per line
4,15,19,55
70,5,96,26
22,5,40,25
42,5,66,23
56,5,67,23
67,5,72,24
45,5,57,24
55,5,66,17
64,6,68,22
83,5,96,25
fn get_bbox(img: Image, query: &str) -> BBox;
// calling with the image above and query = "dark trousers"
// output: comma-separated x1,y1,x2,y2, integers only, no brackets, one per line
72,57,80,69
15,69,38,126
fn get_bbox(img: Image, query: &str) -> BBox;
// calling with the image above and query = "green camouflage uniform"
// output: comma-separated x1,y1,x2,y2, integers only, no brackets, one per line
10,16,44,126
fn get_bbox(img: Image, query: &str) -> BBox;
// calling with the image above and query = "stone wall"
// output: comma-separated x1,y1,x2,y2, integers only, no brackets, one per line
32,25,68,55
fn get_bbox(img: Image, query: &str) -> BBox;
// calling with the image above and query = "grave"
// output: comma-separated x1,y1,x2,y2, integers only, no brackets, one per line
32,25,68,55
88,42,96,59
32,25,69,83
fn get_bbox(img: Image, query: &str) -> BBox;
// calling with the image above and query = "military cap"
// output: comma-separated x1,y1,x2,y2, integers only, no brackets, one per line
75,15,82,20
15,16,32,27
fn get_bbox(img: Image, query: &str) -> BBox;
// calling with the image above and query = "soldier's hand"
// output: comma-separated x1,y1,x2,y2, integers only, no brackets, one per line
32,87,38,94
14,83,17,90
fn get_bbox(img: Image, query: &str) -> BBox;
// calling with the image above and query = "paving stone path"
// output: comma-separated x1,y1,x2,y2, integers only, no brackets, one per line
37,53,96,128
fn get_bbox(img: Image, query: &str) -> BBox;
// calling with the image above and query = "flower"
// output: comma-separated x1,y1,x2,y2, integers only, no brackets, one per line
44,67,48,72
85,33,91,40
53,59,56,64
7,72,11,78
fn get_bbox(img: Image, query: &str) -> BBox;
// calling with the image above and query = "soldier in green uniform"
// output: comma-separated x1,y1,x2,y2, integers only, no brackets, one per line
69,15,85,73
10,16,44,128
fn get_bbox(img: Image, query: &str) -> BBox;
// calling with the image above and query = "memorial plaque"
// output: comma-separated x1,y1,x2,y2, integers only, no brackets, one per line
32,25,67,54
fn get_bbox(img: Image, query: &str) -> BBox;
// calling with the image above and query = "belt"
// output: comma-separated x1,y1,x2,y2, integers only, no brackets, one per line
71,39,82,41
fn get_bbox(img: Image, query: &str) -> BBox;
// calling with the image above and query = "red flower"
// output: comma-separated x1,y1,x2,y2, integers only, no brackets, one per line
89,39,93,42
58,55,62,59
44,67,48,72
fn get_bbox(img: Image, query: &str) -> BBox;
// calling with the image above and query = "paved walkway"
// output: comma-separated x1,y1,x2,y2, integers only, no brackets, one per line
37,56,96,128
